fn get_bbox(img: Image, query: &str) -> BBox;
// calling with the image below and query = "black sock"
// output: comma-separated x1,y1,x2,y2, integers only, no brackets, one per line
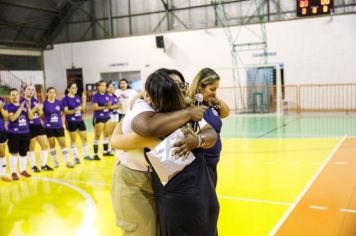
94,144,98,155
103,143,109,152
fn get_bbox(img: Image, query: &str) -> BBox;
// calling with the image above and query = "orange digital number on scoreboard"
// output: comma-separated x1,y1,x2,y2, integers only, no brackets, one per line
297,0,333,17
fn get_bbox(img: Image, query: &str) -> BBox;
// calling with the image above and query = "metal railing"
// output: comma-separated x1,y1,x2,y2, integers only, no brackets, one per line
37,83,356,116
219,83,356,114
299,84,356,113
0,66,25,92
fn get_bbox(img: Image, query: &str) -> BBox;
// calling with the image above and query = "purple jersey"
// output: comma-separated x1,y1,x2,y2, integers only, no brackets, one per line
91,92,110,119
20,97,41,125
5,102,30,134
61,95,83,122
43,99,63,129
0,97,5,131
108,94,119,115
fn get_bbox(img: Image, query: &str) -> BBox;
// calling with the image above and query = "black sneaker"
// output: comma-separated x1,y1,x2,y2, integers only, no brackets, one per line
93,155,101,160
103,151,114,156
31,166,41,173
41,165,54,171
83,156,94,161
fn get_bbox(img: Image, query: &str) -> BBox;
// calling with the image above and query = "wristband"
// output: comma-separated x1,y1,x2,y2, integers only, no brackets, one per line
197,134,202,148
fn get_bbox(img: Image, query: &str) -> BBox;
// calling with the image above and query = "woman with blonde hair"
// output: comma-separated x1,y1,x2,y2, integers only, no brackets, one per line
187,67,230,187
22,85,53,172
111,69,219,236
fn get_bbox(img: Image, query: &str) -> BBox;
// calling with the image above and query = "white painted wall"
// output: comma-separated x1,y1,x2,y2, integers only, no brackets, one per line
44,14,356,93
9,71,44,85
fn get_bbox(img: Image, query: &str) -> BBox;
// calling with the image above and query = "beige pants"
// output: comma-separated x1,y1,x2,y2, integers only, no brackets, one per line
112,162,158,236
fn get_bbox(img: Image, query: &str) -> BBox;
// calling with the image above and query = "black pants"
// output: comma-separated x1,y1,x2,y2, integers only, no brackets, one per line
7,132,30,156
152,150,219,236
207,164,218,188
118,113,125,121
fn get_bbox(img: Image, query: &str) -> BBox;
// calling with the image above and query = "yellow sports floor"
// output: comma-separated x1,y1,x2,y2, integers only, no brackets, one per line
217,137,340,235
0,129,342,235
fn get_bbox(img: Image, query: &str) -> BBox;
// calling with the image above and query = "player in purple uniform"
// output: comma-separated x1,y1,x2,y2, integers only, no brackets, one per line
106,81,121,148
43,87,74,168
0,97,11,182
22,85,53,172
5,88,34,180
62,82,93,163
91,80,112,160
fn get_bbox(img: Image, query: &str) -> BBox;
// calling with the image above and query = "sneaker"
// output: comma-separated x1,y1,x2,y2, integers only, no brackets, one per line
53,160,59,168
93,155,101,160
83,156,94,161
11,173,19,181
1,175,12,182
66,162,74,168
103,151,114,156
31,166,41,173
74,157,80,164
41,165,54,171
20,171,31,178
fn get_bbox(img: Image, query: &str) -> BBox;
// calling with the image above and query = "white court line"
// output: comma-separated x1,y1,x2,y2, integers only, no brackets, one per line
264,161,277,165
340,209,356,214
230,133,346,138
34,177,292,207
218,195,291,206
334,161,348,165
288,161,300,165
309,205,328,210
269,135,346,236
56,178,111,186
36,176,293,207
35,178,291,207
32,177,97,236
242,160,255,165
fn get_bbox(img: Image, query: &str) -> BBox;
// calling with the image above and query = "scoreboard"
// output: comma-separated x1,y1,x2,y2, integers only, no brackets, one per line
297,0,334,16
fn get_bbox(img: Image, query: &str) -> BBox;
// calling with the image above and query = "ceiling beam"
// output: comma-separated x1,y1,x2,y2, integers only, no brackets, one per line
39,0,88,48
0,22,47,31
0,1,59,14
0,39,40,48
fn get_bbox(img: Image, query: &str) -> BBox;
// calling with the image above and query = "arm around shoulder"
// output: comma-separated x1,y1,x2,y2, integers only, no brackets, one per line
111,120,160,150
199,124,217,149
218,99,230,118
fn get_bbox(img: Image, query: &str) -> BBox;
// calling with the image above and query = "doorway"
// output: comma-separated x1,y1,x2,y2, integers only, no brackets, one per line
66,68,84,96
246,65,284,113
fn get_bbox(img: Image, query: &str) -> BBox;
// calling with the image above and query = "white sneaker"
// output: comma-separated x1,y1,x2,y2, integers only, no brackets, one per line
1,174,12,182
66,162,74,168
